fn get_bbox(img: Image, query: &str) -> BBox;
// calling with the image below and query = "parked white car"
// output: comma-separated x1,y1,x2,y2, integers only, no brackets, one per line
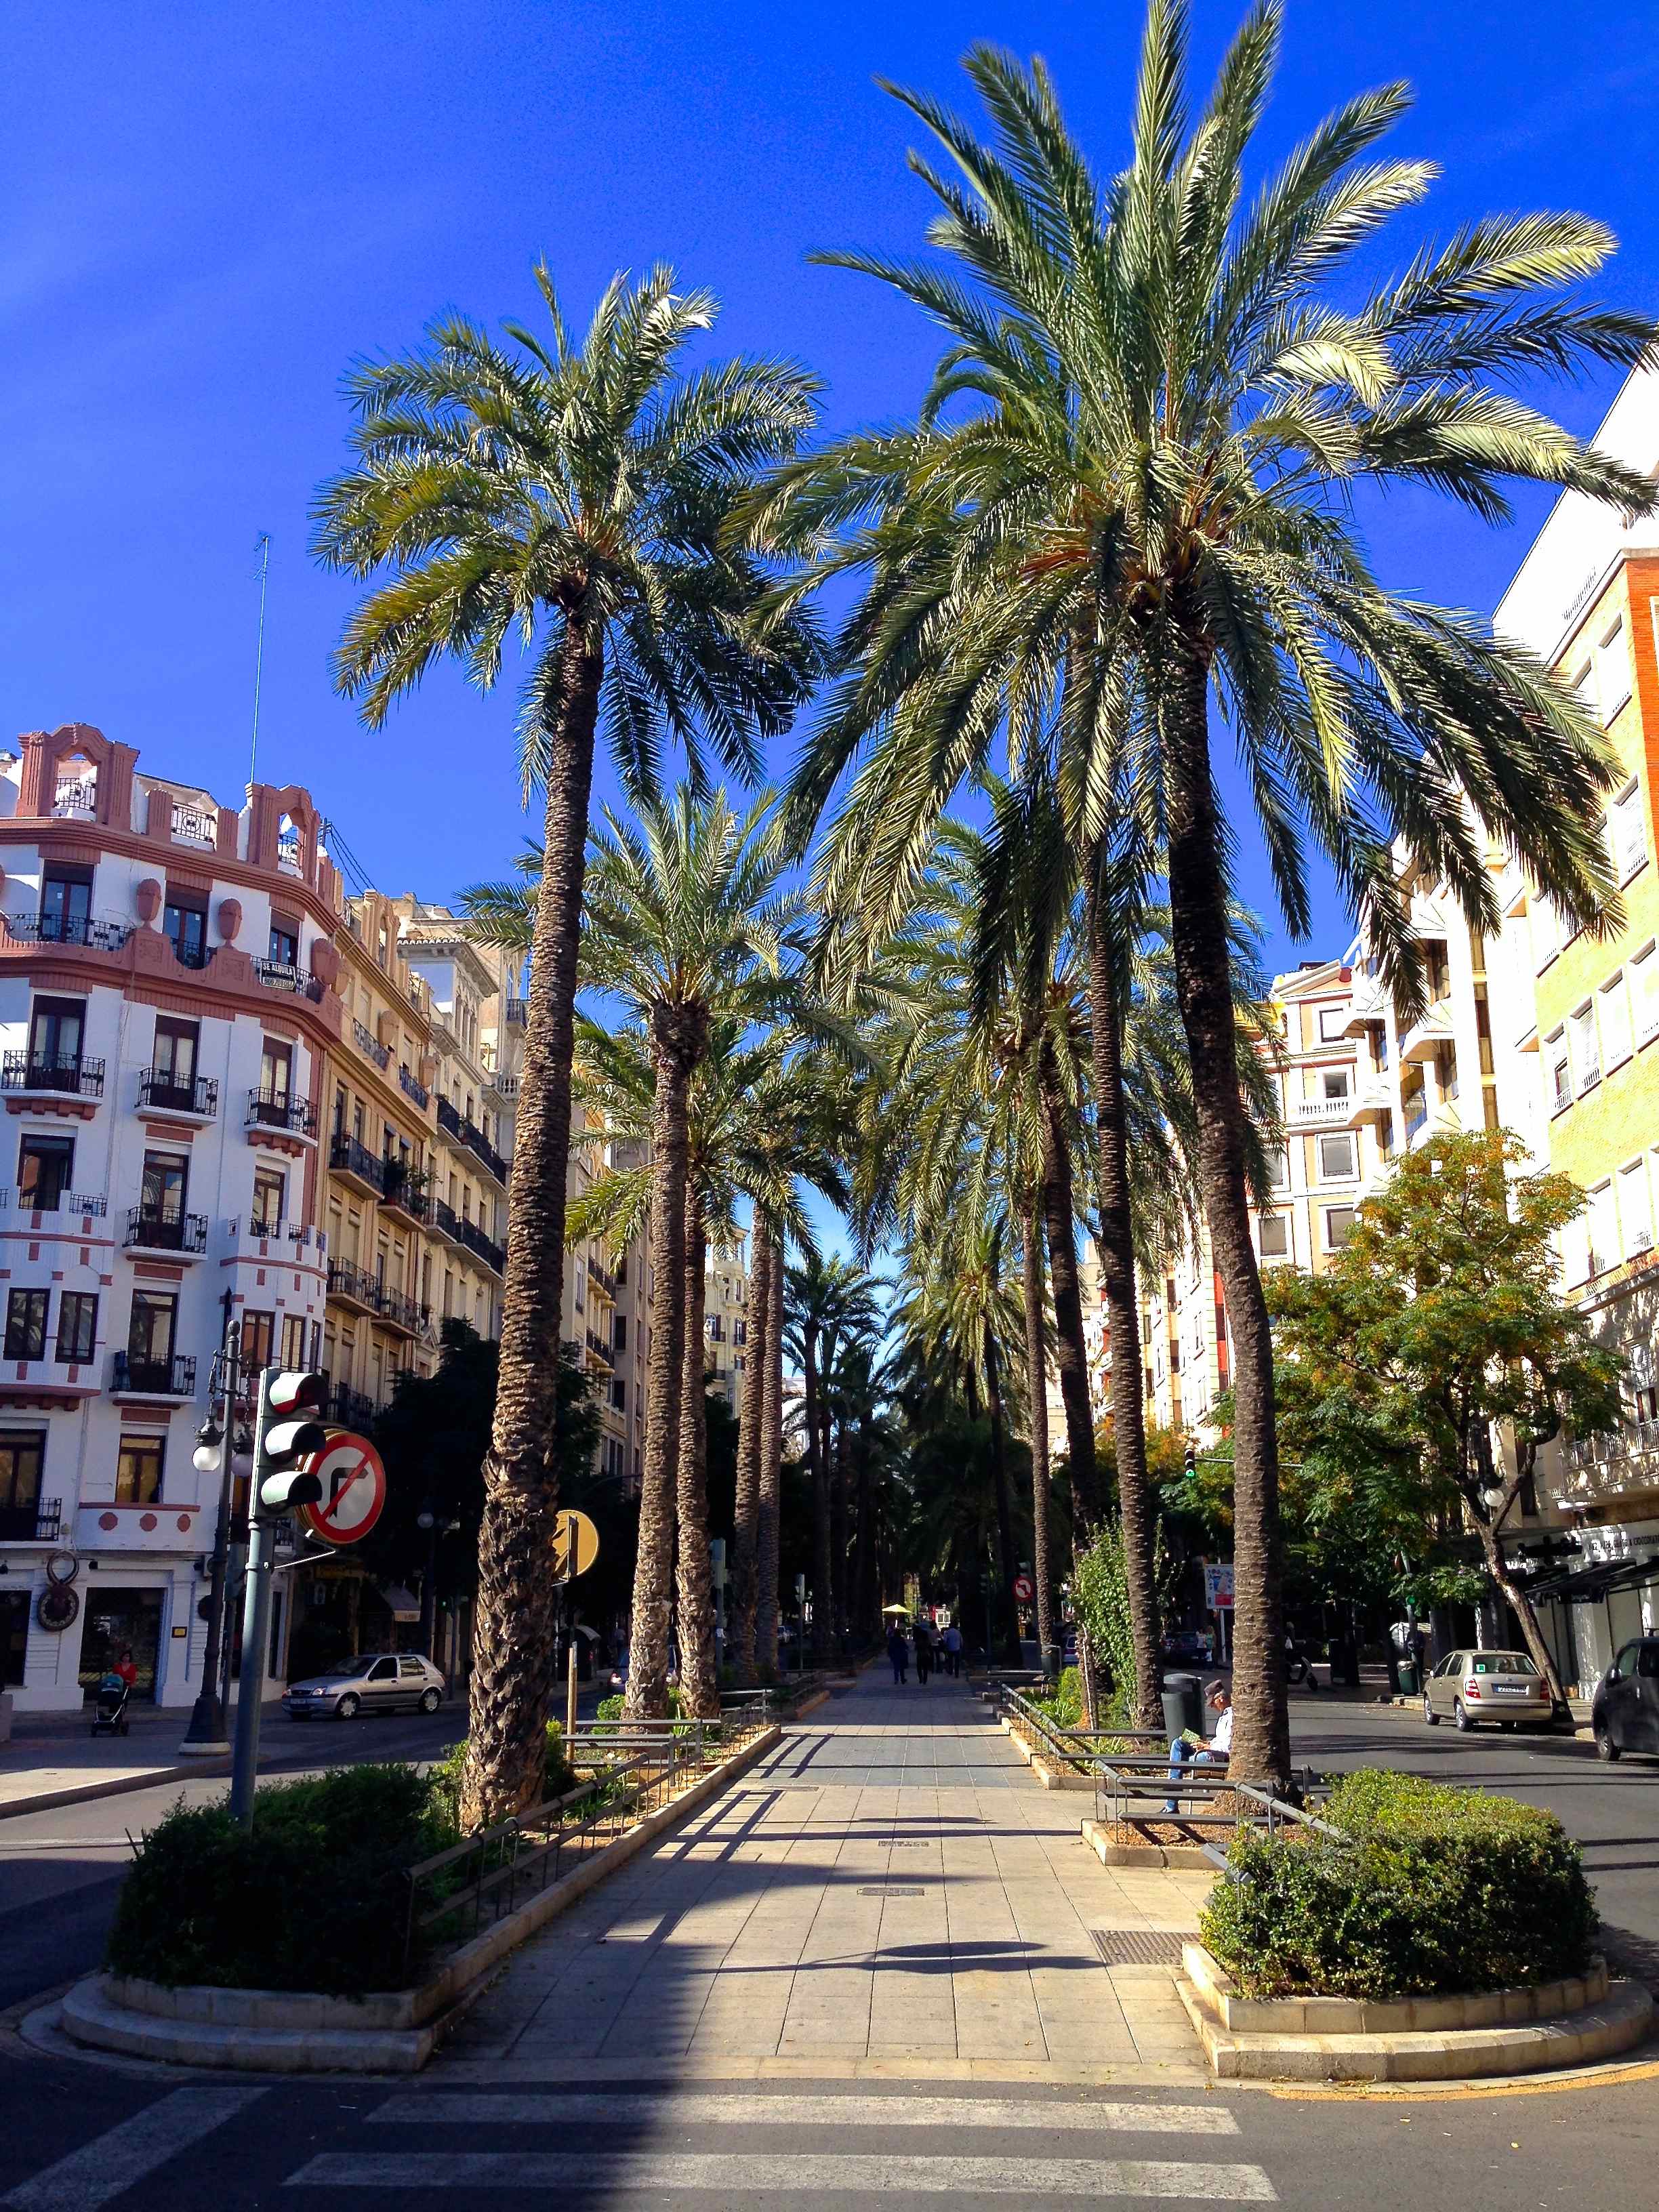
282,1653,445,1721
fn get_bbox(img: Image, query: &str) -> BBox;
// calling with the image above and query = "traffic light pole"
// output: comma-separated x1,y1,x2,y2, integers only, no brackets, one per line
230,1368,277,1829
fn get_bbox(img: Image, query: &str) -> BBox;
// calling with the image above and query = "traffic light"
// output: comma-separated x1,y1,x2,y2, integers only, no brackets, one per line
256,1370,328,1513
1184,1435,1197,1477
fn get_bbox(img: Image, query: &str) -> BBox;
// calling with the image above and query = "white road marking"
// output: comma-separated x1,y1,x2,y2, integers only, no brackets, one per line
4,2088,265,2212
368,2091,1240,2133
288,2153,1275,2198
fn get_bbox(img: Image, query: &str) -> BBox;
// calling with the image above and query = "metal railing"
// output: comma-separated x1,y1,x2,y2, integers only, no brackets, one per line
124,1208,208,1254
327,1258,380,1307
404,1698,775,1979
247,1088,318,1136
353,1019,390,1071
0,1187,106,1215
5,912,131,951
455,1217,506,1274
253,958,323,1000
1,1052,104,1097
994,1679,1166,1776
138,1069,218,1116
436,1095,508,1183
399,1067,430,1109
0,1498,60,1541
112,1351,197,1396
329,1132,389,1193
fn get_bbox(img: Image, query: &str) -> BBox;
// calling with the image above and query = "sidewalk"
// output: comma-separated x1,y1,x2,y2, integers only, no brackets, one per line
437,1665,1214,2080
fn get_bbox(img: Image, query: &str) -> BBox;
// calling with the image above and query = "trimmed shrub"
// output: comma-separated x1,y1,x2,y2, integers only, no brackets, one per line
1032,1666,1084,1729
105,1763,458,1995
430,1718,572,1814
1200,1769,1596,2000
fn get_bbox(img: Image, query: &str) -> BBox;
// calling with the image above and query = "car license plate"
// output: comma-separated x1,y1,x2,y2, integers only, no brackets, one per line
1492,1684,1530,1696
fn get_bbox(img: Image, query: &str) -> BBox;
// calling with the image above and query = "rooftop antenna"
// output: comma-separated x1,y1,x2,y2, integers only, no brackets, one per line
249,533,271,787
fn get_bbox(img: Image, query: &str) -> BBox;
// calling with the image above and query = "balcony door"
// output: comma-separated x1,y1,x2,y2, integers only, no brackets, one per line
17,1134,73,1212
140,1150,188,1231
39,865,91,944
163,890,208,970
127,1291,178,1390
28,998,83,1084
0,1430,45,1542
152,1019,199,1110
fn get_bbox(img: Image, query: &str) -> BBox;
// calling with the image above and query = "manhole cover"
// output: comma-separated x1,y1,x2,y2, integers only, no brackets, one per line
861,1885,925,1897
1090,1929,1186,1966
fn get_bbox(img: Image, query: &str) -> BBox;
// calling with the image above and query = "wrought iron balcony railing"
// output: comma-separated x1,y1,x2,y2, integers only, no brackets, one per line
247,1087,318,1136
0,1498,60,1541
1,1052,104,1097
139,1069,218,1116
112,1351,196,1397
124,1208,208,1254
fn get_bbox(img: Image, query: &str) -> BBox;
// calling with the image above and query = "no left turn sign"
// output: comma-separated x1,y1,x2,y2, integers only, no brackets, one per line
299,1431,387,1547
1012,1573,1034,1603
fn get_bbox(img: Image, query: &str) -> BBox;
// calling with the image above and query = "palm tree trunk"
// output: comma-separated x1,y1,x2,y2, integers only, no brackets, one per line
676,1192,720,1719
983,1334,1023,1666
852,1418,874,1644
1081,885,1164,1732
1020,1185,1057,1668
806,1328,832,1666
461,626,599,1830
756,1231,785,1673
1164,642,1289,1788
626,1012,701,1721
728,1227,771,1682
1041,1117,1102,1536
832,1410,851,1652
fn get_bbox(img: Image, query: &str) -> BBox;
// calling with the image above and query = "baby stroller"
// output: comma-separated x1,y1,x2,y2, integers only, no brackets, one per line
90,1673,131,1737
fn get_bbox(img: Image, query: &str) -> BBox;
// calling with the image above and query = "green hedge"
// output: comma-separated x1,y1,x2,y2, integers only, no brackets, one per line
431,1717,572,1811
106,1764,457,1995
1200,1770,1596,2000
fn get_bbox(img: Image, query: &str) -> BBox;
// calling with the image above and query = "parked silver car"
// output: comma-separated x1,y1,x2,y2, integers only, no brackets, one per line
282,1652,445,1721
1421,1647,1554,1732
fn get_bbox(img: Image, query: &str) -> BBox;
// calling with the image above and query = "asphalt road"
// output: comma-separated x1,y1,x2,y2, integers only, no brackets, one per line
1286,1690,1659,1984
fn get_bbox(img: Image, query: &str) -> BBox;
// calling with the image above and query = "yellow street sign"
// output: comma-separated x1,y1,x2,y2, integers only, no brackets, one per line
551,1507,600,1585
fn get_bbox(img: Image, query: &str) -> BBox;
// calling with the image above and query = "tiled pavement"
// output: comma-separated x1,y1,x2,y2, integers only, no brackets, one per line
438,1666,1214,2081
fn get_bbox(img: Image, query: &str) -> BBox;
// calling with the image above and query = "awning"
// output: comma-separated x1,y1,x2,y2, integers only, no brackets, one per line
378,1584,422,1622
1523,1557,1659,1606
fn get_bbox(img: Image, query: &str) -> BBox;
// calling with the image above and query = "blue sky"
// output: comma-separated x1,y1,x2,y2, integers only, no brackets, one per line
5,1,1659,967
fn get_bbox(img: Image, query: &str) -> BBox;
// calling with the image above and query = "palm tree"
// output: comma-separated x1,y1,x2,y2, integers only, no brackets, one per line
784,1254,882,1663
315,267,820,1822
465,786,811,1720
762,7,1654,1780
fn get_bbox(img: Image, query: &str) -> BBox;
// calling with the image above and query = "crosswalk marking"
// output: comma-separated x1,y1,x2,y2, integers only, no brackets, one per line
368,2091,1241,2135
287,2152,1277,2198
3,2089,265,2212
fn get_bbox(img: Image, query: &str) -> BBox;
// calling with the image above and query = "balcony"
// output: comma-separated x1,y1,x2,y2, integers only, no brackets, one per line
226,1216,323,1257
436,1095,509,1185
585,1327,615,1370
0,1187,106,1218
1346,1077,1393,1128
1286,1093,1353,1126
428,1198,461,1248
76,1500,204,1551
399,1067,430,1110
1399,1003,1456,1065
0,1498,61,1542
371,1286,427,1338
169,800,218,847
124,1207,208,1257
1,1052,105,1100
586,1256,617,1304
253,958,325,1002
245,1088,319,1160
327,1259,380,1316
111,1351,197,1400
504,998,527,1027
379,1163,429,1230
353,1018,390,1072
52,777,98,821
5,912,132,952
326,1382,377,1431
329,1132,388,1202
138,1069,219,1122
455,1218,506,1276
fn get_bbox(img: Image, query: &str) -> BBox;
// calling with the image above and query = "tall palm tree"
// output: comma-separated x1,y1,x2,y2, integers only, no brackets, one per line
762,7,1653,1780
466,787,812,1720
316,267,821,1822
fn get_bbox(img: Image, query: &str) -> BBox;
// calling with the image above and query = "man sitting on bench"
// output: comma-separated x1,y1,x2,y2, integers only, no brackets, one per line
1164,1680,1231,1814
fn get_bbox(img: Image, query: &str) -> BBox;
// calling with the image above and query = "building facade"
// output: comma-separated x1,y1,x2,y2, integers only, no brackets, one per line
0,726,337,1709
703,1238,749,1409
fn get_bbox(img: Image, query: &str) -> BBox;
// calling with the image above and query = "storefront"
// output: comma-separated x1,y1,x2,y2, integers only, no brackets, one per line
77,1586,166,1700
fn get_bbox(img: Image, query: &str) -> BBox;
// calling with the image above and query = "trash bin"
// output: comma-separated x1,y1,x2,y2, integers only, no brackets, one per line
1396,1657,1418,1698
1162,1672,1201,1742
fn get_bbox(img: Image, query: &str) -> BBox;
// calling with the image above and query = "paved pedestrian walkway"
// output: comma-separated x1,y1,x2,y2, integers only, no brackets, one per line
440,1665,1214,2081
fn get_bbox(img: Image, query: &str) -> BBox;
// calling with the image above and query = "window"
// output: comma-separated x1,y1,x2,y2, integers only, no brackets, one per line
398,1657,426,1678
1620,1160,1653,1258
139,1149,188,1228
162,888,208,969
1317,1006,1349,1042
1321,1069,1350,1099
39,863,92,945
1547,1028,1572,1112
1633,944,1659,1048
1559,1212,1591,1289
1570,1002,1599,1092
0,1432,45,1515
17,1134,73,1212
611,1376,627,1411
1259,1214,1290,1258
614,1313,628,1353
1267,1144,1290,1189
56,1292,97,1363
260,1038,292,1103
115,1435,164,1505
150,1017,199,1108
1324,1206,1356,1251
241,1310,275,1372
127,1291,177,1368
3,1290,47,1361
252,1167,285,1233
28,996,85,1082
1610,780,1646,882
1318,1132,1356,1180
1601,973,1634,1073
269,919,300,966
281,1313,310,1368
1594,617,1633,722
1588,1181,1617,1279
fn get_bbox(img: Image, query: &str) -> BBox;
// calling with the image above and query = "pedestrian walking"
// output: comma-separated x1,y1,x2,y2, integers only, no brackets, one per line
914,1620,934,1684
887,1622,909,1685
942,1622,962,1678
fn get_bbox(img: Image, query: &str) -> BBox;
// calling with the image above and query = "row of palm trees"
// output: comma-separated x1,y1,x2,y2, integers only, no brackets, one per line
315,0,1656,1821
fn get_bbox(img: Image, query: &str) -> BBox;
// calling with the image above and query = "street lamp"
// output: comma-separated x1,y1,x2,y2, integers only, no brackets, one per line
180,1311,248,1756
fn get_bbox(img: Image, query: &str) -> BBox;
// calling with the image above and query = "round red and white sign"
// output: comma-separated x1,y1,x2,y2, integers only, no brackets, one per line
1012,1573,1034,1603
299,1431,387,1547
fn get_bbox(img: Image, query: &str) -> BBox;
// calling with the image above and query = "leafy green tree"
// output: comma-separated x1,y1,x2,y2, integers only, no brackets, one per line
760,5,1653,1782
314,267,821,1822
1265,1131,1623,1698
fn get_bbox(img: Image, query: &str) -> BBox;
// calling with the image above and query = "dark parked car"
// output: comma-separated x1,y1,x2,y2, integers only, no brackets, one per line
1593,1637,1659,1759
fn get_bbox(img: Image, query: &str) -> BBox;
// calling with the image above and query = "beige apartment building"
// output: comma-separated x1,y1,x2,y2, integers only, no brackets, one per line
703,1238,749,1409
